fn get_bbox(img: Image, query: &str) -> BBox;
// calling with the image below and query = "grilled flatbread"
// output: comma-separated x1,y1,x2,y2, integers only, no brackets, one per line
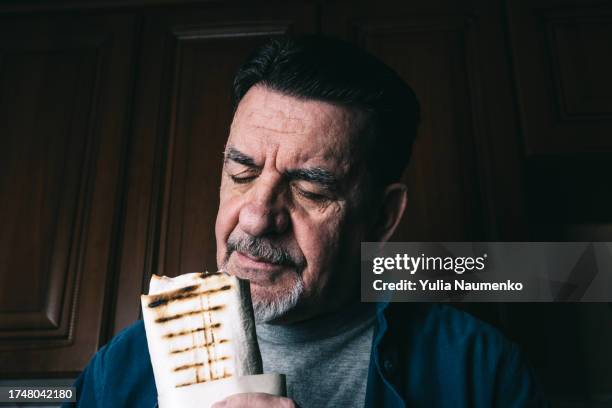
141,272,263,399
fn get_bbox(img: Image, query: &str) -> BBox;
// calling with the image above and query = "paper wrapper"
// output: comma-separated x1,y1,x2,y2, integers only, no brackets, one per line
157,373,286,408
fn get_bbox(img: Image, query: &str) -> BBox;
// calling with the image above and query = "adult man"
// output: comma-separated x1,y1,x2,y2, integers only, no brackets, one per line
70,35,546,407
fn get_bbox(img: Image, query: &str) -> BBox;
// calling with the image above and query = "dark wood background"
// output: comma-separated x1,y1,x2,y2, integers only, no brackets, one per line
1,0,611,406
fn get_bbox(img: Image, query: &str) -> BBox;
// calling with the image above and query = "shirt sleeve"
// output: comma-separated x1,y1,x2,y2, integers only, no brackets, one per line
62,345,108,408
495,344,550,408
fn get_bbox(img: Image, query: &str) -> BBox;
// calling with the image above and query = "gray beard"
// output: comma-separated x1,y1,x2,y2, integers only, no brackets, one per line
253,278,305,323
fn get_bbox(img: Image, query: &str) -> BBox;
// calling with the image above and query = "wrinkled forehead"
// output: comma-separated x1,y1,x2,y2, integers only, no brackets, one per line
228,86,364,171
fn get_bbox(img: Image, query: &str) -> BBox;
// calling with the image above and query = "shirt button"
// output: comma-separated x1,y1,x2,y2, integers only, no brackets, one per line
383,358,395,374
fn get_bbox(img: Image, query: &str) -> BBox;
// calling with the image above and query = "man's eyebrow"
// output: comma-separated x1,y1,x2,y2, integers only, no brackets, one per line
225,147,339,189
285,167,339,190
224,147,259,168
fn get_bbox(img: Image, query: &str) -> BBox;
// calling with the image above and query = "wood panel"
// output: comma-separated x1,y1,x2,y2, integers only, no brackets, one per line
502,4,612,403
549,16,612,118
355,18,486,241
506,1,612,154
112,3,317,336
322,0,527,240
507,1,612,240
0,12,137,376
526,155,612,239
0,36,96,337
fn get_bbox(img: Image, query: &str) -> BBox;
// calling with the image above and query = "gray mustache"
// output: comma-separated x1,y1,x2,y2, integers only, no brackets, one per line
227,235,304,267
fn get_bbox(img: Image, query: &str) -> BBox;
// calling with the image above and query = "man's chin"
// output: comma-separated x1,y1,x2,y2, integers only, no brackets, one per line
250,281,305,324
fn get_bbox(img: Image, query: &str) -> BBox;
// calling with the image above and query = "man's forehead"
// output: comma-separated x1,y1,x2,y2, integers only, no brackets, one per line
234,86,348,128
239,98,309,135
229,86,358,161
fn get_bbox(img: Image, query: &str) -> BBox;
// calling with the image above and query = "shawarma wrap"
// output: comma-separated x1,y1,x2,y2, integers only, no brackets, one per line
141,272,285,408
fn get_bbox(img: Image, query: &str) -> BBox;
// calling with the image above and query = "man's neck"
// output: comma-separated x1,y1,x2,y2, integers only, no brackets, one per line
256,301,376,344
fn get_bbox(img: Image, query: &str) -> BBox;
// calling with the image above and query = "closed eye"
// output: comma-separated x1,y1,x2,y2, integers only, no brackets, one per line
230,174,257,184
293,186,330,202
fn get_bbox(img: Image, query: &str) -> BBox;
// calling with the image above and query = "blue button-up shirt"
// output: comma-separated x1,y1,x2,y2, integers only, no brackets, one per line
68,303,547,407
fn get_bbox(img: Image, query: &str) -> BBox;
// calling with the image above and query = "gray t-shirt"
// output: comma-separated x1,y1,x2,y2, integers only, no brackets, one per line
256,303,376,408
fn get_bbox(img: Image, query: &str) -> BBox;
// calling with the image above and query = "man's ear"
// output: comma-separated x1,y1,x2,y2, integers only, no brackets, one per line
371,183,408,242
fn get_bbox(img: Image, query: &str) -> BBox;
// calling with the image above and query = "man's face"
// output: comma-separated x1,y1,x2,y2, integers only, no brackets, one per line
215,85,370,323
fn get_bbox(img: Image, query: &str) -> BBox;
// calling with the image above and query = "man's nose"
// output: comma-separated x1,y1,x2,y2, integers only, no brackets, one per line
238,174,290,237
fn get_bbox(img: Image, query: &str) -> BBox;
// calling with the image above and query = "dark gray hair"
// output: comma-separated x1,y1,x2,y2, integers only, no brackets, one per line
232,34,420,188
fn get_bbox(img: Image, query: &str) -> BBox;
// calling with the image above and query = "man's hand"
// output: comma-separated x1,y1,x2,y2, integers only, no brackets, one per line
211,393,299,408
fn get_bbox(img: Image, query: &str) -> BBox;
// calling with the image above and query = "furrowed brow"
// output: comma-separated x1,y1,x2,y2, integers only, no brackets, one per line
224,147,259,168
285,167,339,191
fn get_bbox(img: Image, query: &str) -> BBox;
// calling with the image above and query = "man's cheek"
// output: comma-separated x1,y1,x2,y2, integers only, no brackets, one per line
295,224,338,285
215,197,242,266
214,214,228,267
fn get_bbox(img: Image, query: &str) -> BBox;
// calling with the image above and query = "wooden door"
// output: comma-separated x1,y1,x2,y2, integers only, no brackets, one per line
0,12,138,376
503,0,612,399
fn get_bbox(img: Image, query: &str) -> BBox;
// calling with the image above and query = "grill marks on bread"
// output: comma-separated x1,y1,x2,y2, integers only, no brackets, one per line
173,356,230,372
169,339,229,355
147,284,232,308
162,323,222,339
175,372,233,388
145,278,235,387
155,305,225,324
